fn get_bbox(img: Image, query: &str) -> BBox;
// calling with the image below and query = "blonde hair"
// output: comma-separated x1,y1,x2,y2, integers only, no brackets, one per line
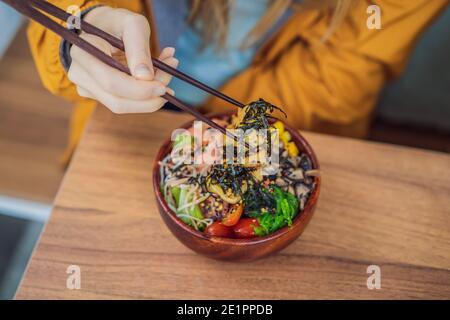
189,0,356,49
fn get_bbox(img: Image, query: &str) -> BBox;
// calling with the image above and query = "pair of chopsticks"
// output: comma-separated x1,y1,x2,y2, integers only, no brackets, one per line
2,0,246,143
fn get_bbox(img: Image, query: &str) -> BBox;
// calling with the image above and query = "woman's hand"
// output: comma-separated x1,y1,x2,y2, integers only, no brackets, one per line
68,7,178,114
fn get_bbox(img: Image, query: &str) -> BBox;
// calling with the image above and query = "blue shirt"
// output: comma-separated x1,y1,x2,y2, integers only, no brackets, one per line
151,0,293,106
170,0,269,105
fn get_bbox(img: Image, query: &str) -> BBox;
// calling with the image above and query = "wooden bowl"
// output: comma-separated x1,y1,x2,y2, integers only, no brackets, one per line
152,112,321,261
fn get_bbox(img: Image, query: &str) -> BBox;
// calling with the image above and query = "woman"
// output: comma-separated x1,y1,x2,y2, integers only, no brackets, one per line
27,0,447,159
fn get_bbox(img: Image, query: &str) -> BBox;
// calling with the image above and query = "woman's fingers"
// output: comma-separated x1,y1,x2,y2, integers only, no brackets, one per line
70,33,166,100
70,63,166,114
121,13,154,80
159,47,175,60
66,7,178,114
155,57,178,85
155,47,179,86
166,88,175,96
96,88,167,114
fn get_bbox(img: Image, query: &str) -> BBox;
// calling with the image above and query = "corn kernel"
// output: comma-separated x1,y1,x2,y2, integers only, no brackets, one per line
287,142,299,157
273,121,284,134
282,131,291,142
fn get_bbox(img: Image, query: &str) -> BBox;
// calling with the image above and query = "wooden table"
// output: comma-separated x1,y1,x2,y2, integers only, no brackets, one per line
17,107,450,299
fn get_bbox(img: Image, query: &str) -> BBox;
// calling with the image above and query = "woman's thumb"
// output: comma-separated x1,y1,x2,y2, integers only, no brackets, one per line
122,14,154,80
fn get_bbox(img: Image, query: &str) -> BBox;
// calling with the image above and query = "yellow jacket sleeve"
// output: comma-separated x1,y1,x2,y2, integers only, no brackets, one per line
27,0,101,102
208,0,448,137
27,0,144,164
26,0,142,102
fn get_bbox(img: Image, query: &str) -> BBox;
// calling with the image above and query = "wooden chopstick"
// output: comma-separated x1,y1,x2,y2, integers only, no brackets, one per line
29,0,245,109
3,0,246,145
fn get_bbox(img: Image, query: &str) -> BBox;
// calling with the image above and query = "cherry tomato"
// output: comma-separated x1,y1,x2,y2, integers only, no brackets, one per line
233,218,260,239
205,222,235,238
221,203,244,227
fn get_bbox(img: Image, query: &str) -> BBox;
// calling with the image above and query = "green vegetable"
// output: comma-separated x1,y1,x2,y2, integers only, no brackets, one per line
175,186,205,230
243,183,275,217
253,186,299,236
171,186,181,206
173,133,193,149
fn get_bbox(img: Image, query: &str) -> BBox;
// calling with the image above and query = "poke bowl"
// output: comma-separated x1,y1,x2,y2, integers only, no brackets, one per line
152,99,321,261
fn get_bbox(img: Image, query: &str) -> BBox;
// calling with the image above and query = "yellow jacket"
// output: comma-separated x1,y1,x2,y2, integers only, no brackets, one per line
27,0,448,159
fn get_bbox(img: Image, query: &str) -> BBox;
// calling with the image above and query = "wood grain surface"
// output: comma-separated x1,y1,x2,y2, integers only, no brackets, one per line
17,106,450,299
